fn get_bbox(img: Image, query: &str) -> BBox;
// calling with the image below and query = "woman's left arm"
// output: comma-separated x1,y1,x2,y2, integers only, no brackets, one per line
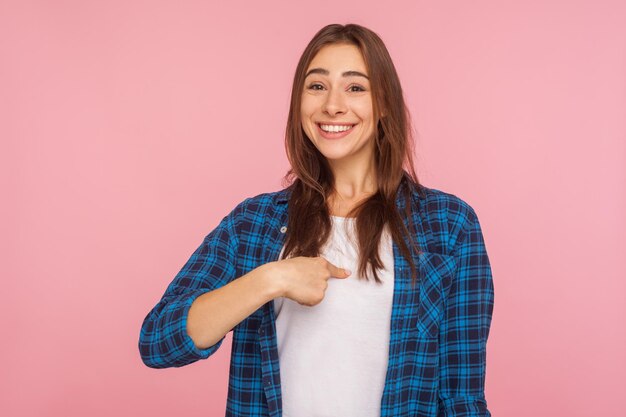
438,206,495,416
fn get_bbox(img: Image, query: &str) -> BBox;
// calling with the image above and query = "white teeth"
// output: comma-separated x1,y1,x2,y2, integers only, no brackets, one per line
320,124,353,133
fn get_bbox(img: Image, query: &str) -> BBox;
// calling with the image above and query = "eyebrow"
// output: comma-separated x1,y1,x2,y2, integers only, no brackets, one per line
305,67,370,80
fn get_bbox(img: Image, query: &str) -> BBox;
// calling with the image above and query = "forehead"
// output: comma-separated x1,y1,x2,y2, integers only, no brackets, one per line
307,43,367,73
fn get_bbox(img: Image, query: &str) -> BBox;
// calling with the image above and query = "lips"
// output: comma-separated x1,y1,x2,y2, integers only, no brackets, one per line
315,122,356,139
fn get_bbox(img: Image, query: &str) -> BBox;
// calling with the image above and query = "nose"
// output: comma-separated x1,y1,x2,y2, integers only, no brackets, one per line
322,87,347,116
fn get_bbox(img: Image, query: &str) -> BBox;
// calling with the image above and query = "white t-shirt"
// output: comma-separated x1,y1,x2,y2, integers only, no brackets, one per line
273,215,395,417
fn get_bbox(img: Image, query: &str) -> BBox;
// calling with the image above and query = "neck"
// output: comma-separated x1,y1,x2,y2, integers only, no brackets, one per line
327,145,378,200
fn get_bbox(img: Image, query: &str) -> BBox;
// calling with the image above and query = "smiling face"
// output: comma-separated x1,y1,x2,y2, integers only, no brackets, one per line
300,43,376,165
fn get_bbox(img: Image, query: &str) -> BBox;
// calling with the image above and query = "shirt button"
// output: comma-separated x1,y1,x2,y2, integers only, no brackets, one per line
280,226,287,233
258,328,264,335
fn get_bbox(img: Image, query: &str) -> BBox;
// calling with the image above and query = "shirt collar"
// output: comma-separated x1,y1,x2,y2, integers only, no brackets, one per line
275,187,291,204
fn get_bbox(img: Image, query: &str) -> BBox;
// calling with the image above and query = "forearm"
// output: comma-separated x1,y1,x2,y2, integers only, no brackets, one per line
438,206,494,416
186,262,283,349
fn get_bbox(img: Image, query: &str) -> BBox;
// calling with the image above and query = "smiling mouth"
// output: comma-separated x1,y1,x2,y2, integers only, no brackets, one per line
317,123,356,133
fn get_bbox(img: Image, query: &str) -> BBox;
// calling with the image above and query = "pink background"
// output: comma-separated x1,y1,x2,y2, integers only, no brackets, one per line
2,1,625,416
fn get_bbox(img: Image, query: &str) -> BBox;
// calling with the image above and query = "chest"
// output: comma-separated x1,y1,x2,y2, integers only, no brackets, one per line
235,208,456,340
231,207,457,416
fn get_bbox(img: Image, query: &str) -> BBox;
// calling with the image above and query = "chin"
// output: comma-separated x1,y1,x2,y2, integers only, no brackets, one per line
320,150,351,161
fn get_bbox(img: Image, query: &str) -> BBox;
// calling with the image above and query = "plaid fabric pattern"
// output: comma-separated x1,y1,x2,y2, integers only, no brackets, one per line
139,178,495,417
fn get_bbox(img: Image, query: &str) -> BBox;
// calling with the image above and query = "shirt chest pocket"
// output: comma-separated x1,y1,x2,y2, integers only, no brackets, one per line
408,252,457,339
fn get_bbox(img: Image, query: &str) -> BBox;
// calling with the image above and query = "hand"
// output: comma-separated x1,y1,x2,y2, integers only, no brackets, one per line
269,256,351,306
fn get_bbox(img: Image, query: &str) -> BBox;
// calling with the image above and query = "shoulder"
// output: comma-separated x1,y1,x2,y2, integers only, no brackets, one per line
223,187,290,222
412,184,481,253
416,184,478,219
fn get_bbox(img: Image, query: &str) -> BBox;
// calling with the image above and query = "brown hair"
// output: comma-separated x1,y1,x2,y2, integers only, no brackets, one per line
280,23,423,286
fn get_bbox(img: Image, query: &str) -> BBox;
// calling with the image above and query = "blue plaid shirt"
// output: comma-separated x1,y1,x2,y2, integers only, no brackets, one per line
139,180,495,417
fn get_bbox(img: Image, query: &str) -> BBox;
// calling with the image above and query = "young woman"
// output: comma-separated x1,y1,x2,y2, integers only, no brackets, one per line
139,23,495,417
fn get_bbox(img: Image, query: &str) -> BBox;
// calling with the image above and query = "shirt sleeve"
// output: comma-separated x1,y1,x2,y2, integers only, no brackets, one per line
438,206,495,416
138,200,245,369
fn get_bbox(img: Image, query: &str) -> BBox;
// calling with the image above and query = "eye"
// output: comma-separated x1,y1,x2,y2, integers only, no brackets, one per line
307,83,325,91
348,84,366,92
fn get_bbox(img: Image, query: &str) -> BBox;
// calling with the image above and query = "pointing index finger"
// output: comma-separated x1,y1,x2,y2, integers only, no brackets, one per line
324,259,351,279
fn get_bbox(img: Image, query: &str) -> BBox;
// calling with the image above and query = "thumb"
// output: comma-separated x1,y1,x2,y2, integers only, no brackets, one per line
327,261,351,279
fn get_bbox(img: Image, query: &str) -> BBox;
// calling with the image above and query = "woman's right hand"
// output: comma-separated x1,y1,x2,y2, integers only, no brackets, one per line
268,256,351,306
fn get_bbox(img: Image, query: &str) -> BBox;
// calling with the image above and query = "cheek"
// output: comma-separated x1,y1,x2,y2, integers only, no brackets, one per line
300,95,316,117
299,104,315,137
351,100,374,123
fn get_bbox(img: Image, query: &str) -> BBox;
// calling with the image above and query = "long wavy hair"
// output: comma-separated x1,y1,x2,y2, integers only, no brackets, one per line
280,23,424,286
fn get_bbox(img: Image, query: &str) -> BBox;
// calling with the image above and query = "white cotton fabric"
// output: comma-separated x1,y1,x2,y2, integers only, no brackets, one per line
273,215,395,417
